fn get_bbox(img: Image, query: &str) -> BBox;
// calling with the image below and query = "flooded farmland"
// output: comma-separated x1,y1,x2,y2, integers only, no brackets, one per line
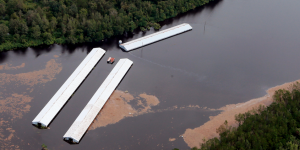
0,0,300,149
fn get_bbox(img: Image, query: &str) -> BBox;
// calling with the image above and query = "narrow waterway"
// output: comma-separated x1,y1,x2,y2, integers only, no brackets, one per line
0,0,300,149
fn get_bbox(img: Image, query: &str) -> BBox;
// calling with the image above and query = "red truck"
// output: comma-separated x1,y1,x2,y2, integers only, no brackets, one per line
107,57,115,64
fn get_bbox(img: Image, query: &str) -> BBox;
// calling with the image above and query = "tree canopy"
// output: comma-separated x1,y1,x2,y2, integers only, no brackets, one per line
178,83,300,150
0,0,213,51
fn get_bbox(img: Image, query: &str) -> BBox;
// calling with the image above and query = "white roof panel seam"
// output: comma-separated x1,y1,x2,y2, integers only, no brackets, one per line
122,23,190,45
32,48,106,127
120,23,192,51
32,50,101,123
68,60,128,137
63,58,133,143
39,53,101,124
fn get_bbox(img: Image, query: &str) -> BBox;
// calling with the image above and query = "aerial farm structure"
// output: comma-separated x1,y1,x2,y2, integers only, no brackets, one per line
63,58,133,143
32,48,106,127
119,23,192,51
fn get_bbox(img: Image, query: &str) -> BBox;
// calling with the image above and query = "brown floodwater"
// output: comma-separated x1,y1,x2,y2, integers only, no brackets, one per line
0,0,300,149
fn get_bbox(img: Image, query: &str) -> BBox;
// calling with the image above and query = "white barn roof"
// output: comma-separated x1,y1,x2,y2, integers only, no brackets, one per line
119,23,192,51
32,48,106,127
63,58,133,143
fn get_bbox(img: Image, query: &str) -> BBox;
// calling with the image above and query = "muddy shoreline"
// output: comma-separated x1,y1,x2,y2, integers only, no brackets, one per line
183,80,300,148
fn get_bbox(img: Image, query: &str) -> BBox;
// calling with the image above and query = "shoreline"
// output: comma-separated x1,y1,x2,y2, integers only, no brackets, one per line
182,79,300,148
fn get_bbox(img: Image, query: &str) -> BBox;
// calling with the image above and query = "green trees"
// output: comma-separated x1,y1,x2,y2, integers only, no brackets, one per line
0,0,6,17
193,82,300,150
0,24,8,43
42,32,54,45
9,18,28,35
49,17,57,33
31,25,41,39
6,0,24,15
0,0,215,51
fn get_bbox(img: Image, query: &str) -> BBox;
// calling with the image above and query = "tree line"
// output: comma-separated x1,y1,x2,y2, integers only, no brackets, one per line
174,82,300,150
0,0,213,51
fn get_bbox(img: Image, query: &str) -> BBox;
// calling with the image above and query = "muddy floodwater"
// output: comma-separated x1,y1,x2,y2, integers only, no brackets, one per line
1,0,300,149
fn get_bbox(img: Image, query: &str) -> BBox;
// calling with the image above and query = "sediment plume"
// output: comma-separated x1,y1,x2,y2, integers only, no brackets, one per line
0,63,25,70
0,59,62,86
88,91,217,131
0,119,19,149
0,55,62,149
0,94,33,120
89,91,160,130
183,80,300,148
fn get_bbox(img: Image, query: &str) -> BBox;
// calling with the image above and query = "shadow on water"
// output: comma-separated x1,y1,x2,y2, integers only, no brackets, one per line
0,0,225,148
160,0,223,26
0,0,223,59
30,43,88,56
11,47,28,56
30,45,56,58
7,0,300,149
0,51,8,63
116,0,223,47
205,0,223,10
23,0,224,55
11,42,97,57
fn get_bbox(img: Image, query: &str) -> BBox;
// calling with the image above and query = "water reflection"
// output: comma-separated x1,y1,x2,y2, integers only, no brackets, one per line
0,51,8,63
161,0,223,26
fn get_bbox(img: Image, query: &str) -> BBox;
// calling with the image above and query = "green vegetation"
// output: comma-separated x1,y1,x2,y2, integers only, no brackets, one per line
182,83,300,150
41,144,49,150
39,125,48,129
0,0,214,51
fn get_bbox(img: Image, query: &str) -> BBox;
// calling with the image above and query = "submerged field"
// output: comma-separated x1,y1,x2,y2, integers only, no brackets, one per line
0,0,300,149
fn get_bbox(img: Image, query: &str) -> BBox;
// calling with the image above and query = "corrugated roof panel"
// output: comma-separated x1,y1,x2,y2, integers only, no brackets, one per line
32,48,106,127
119,23,192,51
63,58,133,143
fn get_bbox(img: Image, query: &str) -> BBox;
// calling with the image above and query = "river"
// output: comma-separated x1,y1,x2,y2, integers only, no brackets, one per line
0,0,300,149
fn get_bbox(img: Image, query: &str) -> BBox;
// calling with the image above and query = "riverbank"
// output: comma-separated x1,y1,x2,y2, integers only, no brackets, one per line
182,79,300,148
0,0,215,51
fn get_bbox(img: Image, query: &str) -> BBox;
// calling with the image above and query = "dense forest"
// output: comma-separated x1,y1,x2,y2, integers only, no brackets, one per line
175,83,300,150
0,0,213,51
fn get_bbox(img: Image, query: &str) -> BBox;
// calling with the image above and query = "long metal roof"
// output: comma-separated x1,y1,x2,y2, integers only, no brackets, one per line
63,58,133,143
119,23,192,51
32,48,106,127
